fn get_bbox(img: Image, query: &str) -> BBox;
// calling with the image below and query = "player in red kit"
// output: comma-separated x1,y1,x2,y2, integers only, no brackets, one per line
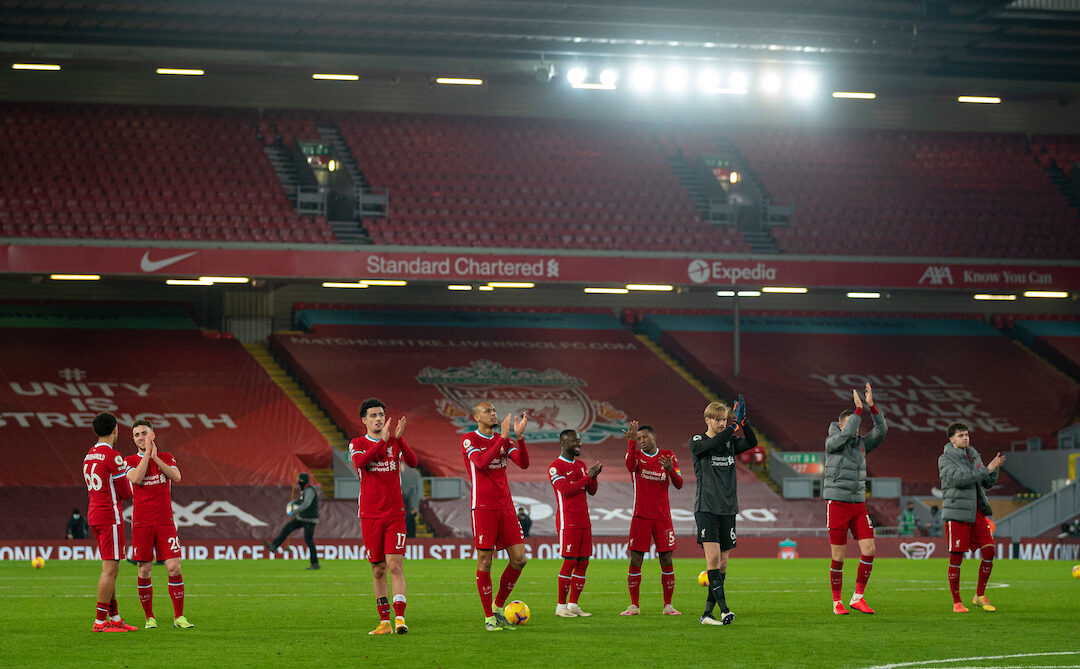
125,419,193,630
549,429,602,618
621,421,683,616
349,398,418,635
83,412,136,633
462,401,529,632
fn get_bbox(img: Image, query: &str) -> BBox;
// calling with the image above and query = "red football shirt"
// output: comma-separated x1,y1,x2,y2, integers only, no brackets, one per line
349,434,419,519
548,455,597,529
124,451,177,527
461,430,529,510
625,440,683,520
83,442,131,526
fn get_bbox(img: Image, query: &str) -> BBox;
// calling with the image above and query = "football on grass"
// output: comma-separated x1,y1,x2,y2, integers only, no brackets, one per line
504,600,530,625
31,556,45,569
698,570,709,586
1072,564,1080,579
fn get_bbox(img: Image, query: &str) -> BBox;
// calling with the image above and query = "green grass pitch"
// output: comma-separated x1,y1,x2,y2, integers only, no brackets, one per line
2,557,1078,668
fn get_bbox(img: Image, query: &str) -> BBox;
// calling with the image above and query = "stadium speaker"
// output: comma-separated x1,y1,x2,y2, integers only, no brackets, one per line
535,62,555,83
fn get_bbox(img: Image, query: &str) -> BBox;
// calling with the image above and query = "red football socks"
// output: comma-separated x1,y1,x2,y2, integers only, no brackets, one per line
660,569,675,607
168,575,185,617
830,559,844,601
137,576,154,618
557,560,575,605
569,559,588,605
494,564,522,609
854,555,874,596
476,570,494,617
977,546,994,596
948,552,964,604
627,568,642,607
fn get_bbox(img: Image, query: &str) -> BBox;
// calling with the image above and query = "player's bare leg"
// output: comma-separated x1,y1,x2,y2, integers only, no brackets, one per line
622,550,644,616
386,554,409,633
848,538,876,614
369,560,393,635
659,550,679,615
829,542,849,615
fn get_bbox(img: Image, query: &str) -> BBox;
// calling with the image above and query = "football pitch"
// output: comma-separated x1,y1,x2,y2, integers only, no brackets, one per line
2,557,1078,668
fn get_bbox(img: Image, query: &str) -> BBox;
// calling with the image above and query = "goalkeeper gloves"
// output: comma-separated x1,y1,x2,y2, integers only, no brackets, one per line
732,394,746,425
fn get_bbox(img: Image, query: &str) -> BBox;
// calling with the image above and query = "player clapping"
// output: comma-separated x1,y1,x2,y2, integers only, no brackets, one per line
126,419,193,629
350,398,419,635
462,402,530,631
621,420,683,616
549,429,601,618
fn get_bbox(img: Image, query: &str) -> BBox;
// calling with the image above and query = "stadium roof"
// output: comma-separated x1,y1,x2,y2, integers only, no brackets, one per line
2,0,1080,88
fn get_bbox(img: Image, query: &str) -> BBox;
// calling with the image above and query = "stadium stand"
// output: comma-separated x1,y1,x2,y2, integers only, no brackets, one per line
1031,134,1080,175
675,128,1080,258
1008,316,1080,382
642,312,1080,494
0,103,334,243
268,307,827,534
3,104,1078,259
0,324,331,488
337,113,750,252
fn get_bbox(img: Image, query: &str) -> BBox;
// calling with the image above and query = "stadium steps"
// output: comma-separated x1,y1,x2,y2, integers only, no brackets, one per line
1042,165,1080,216
242,341,350,495
634,334,782,493
665,154,710,219
317,124,378,244
714,137,781,254
262,144,301,207
996,327,1080,387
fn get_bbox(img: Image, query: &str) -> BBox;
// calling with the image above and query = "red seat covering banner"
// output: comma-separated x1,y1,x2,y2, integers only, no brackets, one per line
661,329,1080,494
270,324,715,482
0,329,330,487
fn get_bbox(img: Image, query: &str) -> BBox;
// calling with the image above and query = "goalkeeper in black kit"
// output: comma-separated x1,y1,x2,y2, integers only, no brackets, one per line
690,395,757,626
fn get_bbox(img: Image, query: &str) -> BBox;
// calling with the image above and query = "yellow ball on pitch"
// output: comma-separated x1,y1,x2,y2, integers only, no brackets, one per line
31,556,45,569
1072,564,1080,579
698,570,709,586
504,600,530,625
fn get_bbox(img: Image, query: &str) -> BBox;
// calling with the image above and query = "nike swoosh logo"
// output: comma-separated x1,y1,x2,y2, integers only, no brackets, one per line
140,251,198,273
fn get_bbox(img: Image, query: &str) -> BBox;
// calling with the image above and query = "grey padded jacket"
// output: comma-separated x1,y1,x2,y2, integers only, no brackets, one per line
938,443,997,523
823,407,888,503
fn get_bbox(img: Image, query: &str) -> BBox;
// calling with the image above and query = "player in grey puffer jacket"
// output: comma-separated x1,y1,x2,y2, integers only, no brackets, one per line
822,383,888,615
938,422,1005,613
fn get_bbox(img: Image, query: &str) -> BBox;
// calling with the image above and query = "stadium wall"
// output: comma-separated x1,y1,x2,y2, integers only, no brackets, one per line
3,537,1078,562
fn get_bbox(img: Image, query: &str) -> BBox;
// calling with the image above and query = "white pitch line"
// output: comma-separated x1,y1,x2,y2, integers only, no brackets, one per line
861,651,1080,669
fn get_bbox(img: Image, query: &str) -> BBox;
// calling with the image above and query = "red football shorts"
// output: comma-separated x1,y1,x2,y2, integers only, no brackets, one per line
90,523,126,561
132,524,181,562
361,515,407,563
628,516,676,553
826,500,875,544
471,506,524,551
946,510,994,552
558,525,592,559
